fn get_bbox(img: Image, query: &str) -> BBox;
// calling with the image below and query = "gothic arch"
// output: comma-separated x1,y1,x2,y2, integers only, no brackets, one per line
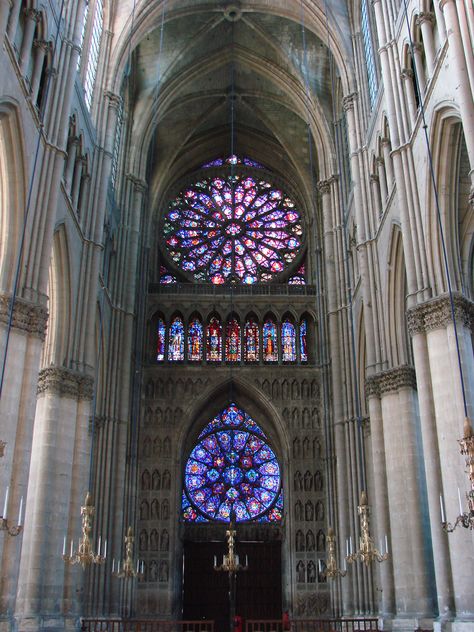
0,100,27,293
427,108,473,297
41,224,73,367
386,224,411,367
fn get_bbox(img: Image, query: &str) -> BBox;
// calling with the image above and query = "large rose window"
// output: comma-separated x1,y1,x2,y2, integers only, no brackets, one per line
182,404,283,523
163,172,303,285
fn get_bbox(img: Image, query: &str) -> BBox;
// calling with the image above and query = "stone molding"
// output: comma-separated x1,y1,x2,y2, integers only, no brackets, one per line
365,365,417,398
0,294,48,340
342,92,358,112
37,366,94,400
406,293,474,336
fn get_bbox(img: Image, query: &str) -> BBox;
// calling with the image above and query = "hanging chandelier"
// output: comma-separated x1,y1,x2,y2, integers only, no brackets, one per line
112,526,144,579
62,492,106,568
440,417,474,532
346,492,389,566
322,527,347,579
1,486,23,536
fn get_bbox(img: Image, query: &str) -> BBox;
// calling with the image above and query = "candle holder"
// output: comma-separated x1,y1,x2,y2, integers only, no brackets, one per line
1,485,23,536
322,527,347,579
346,491,389,566
440,418,474,532
112,526,144,579
62,492,106,569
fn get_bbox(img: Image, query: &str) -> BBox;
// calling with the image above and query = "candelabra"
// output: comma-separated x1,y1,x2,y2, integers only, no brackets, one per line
440,417,474,532
1,486,23,536
112,526,144,579
214,515,248,632
62,492,106,569
322,527,346,579
346,491,389,566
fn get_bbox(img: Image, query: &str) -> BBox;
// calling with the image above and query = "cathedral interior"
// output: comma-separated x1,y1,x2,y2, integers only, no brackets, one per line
0,1,473,631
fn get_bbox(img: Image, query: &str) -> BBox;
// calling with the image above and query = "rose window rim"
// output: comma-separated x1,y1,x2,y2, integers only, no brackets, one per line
158,163,307,286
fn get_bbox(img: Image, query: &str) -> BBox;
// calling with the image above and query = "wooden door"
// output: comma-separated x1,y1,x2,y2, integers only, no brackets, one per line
183,541,282,632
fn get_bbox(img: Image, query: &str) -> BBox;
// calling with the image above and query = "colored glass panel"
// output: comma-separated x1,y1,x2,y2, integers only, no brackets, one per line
225,318,241,362
263,319,278,362
207,317,222,362
281,320,296,362
300,319,308,363
157,318,165,362
163,173,303,284
288,263,306,285
168,316,184,361
244,319,259,362
188,318,203,361
201,155,265,169
159,265,177,284
182,403,282,523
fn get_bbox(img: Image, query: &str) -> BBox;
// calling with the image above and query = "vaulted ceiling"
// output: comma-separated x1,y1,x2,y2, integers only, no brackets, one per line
112,1,353,219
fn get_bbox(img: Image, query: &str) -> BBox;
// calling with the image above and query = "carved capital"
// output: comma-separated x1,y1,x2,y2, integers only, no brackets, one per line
37,366,94,400
417,12,435,26
342,92,358,112
0,295,48,340
24,8,41,22
317,180,331,195
401,68,414,80
127,174,148,193
33,39,50,53
407,293,474,335
104,91,122,110
365,365,417,397
370,173,379,183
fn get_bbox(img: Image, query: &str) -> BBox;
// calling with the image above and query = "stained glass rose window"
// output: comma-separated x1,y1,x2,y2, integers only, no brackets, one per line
182,404,283,523
163,173,303,285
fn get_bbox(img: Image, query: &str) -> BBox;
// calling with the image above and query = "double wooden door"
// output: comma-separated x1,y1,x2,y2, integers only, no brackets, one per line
183,541,282,632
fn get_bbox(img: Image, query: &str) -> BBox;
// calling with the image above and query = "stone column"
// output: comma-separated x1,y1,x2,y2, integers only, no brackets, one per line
18,8,40,76
370,174,382,218
0,0,12,38
30,39,49,104
408,294,474,626
6,0,22,42
15,367,94,630
417,13,436,77
0,297,48,616
439,0,474,181
64,138,79,194
372,367,436,626
401,68,417,126
364,388,395,618
406,306,455,623
70,157,84,211
381,139,394,189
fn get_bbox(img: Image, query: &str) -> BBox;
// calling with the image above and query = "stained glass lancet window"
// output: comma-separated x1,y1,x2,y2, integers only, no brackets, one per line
163,173,303,284
168,316,184,361
207,316,222,362
188,318,203,361
244,318,259,362
263,318,278,362
300,319,308,363
157,318,165,362
182,403,283,523
281,319,296,362
225,317,241,362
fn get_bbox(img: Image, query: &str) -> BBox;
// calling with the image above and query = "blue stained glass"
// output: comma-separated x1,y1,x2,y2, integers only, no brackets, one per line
157,318,165,361
168,316,184,361
163,172,302,284
187,318,203,361
182,404,282,523
263,320,278,362
300,319,308,362
282,320,296,362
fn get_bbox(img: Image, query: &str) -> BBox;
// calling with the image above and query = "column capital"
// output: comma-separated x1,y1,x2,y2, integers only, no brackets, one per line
127,173,148,193
407,293,474,335
417,11,435,26
104,90,122,110
37,366,94,400
0,294,48,340
365,365,417,398
401,67,414,80
370,173,379,183
342,92,358,112
24,8,41,22
33,39,50,52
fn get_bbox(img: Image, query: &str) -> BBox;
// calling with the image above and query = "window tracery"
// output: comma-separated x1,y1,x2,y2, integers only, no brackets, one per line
182,403,283,523
162,172,303,285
